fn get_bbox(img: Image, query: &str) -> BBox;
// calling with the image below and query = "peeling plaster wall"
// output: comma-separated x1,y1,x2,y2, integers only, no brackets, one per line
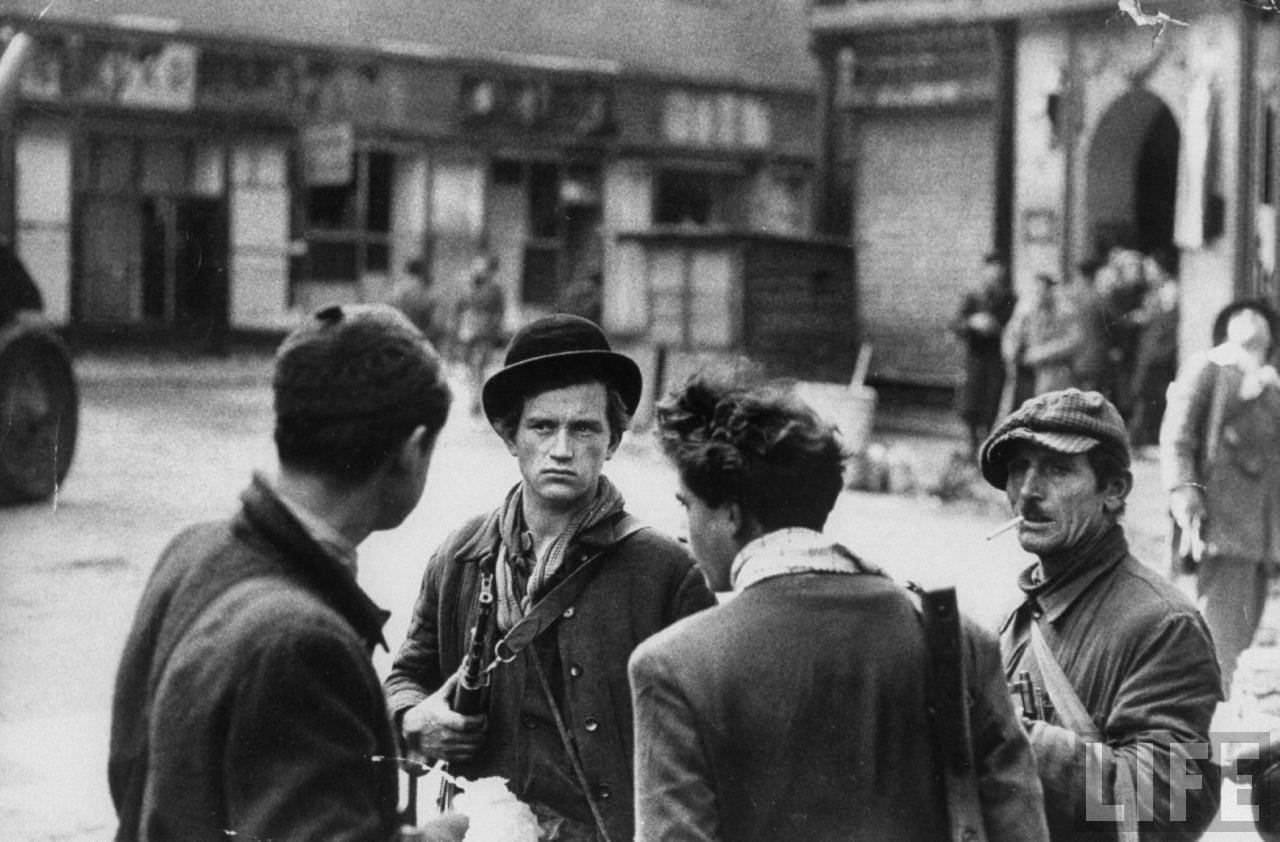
1013,20,1070,301
1013,6,1245,363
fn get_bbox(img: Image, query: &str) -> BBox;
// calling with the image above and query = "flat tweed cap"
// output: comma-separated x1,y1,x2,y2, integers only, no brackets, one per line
274,303,447,425
481,313,642,425
979,388,1130,489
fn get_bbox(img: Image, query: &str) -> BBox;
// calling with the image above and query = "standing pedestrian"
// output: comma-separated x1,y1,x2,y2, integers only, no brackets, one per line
981,388,1222,840
952,251,1017,458
456,254,506,416
1064,257,1110,393
1010,272,1082,398
630,370,1049,842
108,304,454,841
1160,299,1280,696
385,314,715,842
390,256,446,351
1127,253,1180,450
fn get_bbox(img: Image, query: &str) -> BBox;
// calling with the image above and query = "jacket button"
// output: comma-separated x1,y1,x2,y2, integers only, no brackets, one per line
521,716,537,730
584,717,600,732
562,606,575,619
569,664,583,678
596,783,612,800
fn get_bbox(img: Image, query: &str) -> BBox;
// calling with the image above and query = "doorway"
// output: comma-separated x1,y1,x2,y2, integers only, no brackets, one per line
1085,91,1181,259
141,197,228,346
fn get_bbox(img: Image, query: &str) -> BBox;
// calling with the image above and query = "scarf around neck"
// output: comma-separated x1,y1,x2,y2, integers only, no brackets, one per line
493,475,626,631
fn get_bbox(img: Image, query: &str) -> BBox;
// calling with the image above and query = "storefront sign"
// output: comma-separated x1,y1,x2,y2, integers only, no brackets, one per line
301,122,354,186
77,40,198,110
117,43,198,110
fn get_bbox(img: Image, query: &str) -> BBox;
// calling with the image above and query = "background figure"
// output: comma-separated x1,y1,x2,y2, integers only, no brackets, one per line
389,256,446,351
1064,257,1110,393
1015,272,1081,397
633,370,1047,842
1099,248,1150,418
1160,299,1280,697
455,254,506,416
951,252,1017,457
1127,253,1180,449
555,271,604,324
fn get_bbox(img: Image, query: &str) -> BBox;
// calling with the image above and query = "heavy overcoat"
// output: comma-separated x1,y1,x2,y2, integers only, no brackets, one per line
629,570,1048,842
108,476,399,842
385,506,714,842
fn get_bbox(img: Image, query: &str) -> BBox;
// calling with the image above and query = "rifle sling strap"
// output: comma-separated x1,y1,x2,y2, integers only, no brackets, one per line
1029,620,1138,842
491,514,646,665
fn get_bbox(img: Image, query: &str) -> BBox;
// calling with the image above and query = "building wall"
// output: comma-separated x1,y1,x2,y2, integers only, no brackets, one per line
1012,7,1247,361
1013,20,1069,297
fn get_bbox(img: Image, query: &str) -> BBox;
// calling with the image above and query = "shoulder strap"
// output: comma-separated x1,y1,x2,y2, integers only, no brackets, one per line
1029,621,1138,841
491,515,647,664
1028,621,1099,739
906,583,988,842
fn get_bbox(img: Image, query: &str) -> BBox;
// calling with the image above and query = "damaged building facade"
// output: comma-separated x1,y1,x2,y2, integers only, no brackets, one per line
810,0,1280,387
0,0,818,355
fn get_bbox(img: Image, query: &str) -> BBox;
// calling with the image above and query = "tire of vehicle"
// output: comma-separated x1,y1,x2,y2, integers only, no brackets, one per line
0,324,78,504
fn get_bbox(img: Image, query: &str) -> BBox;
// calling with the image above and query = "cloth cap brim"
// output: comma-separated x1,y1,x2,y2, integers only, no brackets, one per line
980,428,1101,488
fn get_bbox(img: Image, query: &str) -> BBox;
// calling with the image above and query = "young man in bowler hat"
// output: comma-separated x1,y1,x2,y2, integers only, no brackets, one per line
385,314,715,842
631,370,1047,842
981,388,1221,840
109,304,453,841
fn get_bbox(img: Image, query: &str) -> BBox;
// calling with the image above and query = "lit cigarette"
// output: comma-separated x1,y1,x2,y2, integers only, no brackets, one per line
985,516,1024,541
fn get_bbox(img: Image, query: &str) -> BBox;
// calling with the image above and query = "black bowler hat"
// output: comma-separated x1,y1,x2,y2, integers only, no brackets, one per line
481,314,642,425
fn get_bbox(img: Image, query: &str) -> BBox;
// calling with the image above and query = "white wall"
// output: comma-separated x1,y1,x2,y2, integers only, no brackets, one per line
603,159,653,335
15,124,73,323
230,141,293,330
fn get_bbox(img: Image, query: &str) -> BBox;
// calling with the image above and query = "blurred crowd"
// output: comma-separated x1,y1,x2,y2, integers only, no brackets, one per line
952,246,1182,459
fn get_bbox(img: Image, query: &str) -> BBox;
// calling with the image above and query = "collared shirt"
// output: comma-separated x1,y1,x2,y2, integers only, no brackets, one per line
272,480,359,577
731,528,880,592
1000,524,1222,840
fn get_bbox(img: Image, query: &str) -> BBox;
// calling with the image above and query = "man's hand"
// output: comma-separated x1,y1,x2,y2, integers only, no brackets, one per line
402,672,487,763
1169,484,1206,532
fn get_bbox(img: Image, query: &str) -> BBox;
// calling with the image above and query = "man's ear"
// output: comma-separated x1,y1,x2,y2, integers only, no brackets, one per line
1102,470,1133,514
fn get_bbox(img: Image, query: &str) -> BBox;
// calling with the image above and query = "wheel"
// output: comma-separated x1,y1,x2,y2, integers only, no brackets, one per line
0,332,78,503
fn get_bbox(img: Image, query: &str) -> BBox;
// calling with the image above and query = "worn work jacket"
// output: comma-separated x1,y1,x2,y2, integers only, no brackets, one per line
108,475,399,842
1002,526,1222,841
385,503,714,842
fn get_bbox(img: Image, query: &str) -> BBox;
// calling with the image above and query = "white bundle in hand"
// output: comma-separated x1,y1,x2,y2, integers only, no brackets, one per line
452,776,539,842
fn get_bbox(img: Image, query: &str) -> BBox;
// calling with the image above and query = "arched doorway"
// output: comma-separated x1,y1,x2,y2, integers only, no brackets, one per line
1085,90,1180,262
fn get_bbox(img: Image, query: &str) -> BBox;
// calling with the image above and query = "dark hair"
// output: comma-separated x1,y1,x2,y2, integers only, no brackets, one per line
492,369,631,447
276,405,448,484
655,369,846,532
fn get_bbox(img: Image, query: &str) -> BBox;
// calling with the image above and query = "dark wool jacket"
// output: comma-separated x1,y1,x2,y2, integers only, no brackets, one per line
1002,527,1222,842
385,504,715,842
630,568,1049,842
108,475,399,842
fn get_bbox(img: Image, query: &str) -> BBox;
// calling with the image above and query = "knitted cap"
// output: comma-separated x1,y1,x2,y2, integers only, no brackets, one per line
979,388,1130,489
481,314,641,425
274,304,449,429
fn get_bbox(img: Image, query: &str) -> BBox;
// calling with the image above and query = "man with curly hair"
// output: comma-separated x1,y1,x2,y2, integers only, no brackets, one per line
629,369,1048,842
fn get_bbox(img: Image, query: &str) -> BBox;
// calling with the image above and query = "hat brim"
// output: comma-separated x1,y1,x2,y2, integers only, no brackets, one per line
980,427,1101,488
481,349,643,426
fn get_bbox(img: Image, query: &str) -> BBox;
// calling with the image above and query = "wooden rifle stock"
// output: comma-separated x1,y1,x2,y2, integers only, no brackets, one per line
910,584,988,842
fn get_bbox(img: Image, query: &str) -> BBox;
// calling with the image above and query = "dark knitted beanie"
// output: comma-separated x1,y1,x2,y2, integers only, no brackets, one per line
274,304,449,430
